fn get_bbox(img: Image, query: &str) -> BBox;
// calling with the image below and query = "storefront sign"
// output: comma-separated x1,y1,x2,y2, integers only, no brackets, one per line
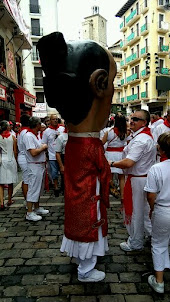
0,84,7,101
24,94,36,107
33,103,47,112
33,112,47,118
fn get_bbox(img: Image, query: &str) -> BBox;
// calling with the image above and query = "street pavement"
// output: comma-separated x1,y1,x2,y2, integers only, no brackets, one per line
0,182,170,302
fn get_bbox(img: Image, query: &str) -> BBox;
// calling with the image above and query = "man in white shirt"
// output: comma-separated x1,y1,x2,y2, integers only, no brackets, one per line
42,114,60,196
153,109,170,143
150,111,164,135
111,110,156,251
23,117,49,222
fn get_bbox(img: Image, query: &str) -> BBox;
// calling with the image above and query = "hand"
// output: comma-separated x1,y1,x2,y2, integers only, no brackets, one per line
108,160,112,166
41,144,48,150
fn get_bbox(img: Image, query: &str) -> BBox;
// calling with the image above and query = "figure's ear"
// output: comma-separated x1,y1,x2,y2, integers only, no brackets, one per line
89,69,109,98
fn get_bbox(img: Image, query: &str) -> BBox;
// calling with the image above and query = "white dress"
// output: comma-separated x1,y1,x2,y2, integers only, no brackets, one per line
0,134,18,184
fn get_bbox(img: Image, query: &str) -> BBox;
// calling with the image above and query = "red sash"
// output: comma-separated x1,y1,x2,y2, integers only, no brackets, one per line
27,129,39,139
48,125,58,130
106,146,124,152
123,127,153,224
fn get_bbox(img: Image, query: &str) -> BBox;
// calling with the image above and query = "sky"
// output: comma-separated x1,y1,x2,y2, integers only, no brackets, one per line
58,0,127,47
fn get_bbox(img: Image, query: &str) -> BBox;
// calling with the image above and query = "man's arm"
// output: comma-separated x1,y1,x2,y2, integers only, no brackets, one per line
111,158,135,169
146,192,157,212
56,152,64,173
29,144,47,157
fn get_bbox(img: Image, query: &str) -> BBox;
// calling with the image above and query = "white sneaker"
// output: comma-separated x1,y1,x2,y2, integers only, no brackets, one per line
26,212,42,222
148,275,164,294
120,242,143,252
78,269,105,282
34,207,49,215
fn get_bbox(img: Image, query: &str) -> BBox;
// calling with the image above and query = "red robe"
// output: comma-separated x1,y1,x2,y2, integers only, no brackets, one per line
64,135,111,242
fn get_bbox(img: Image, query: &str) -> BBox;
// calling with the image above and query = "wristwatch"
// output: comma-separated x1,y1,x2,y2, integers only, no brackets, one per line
111,161,114,167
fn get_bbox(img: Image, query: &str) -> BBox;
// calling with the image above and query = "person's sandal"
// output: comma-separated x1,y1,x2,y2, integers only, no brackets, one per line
7,200,15,206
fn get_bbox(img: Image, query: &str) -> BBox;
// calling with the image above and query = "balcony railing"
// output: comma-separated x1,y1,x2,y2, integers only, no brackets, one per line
33,77,43,86
127,93,138,102
31,52,40,61
126,52,138,64
126,30,140,46
121,79,125,85
140,46,149,56
126,9,140,26
31,27,43,36
30,4,41,14
141,91,148,98
140,0,149,14
121,97,125,103
141,69,150,77
158,44,169,52
141,23,149,35
127,73,139,83
160,67,169,74
157,21,169,32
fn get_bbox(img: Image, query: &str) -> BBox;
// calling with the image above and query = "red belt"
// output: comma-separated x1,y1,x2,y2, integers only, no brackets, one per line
106,146,124,152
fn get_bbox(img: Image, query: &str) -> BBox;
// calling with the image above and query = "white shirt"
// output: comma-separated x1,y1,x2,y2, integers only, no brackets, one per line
42,127,59,160
23,132,46,163
153,123,170,143
17,129,27,155
144,159,170,206
150,119,164,135
54,133,68,155
123,127,156,175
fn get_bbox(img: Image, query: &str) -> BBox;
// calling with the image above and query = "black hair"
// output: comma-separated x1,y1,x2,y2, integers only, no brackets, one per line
154,111,162,117
0,120,9,133
114,115,127,140
37,32,110,125
158,132,170,159
20,114,30,127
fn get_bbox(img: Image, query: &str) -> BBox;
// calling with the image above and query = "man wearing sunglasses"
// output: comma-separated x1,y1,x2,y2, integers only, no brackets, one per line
110,109,156,252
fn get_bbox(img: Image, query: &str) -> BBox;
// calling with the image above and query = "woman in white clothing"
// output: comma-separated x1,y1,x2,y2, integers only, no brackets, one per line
144,132,170,294
104,114,127,202
0,120,18,210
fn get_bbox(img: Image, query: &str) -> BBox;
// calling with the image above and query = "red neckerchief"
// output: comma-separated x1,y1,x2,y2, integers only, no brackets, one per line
48,125,58,130
27,129,39,139
164,119,170,128
137,127,153,138
151,119,156,124
113,127,119,136
0,130,11,138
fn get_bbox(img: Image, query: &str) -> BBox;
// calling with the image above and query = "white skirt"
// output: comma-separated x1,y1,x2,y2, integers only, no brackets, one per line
105,150,123,174
0,154,18,184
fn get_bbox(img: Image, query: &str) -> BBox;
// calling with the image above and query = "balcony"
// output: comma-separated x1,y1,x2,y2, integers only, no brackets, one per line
159,67,170,75
140,0,149,14
125,9,140,27
127,93,138,102
121,97,125,103
141,91,149,99
120,21,127,32
141,69,150,79
120,40,128,51
114,79,122,89
157,21,169,34
158,44,169,55
157,0,169,11
33,77,43,87
127,73,140,84
127,52,140,66
140,46,149,58
126,30,140,47
157,91,168,100
120,59,128,69
31,27,43,37
30,4,41,14
31,52,40,62
140,23,149,36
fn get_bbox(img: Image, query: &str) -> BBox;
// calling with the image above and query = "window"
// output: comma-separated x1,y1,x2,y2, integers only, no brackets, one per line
34,67,43,86
30,0,40,13
31,18,40,36
15,55,22,86
32,42,39,60
36,92,44,103
0,36,5,66
159,14,164,28
159,0,164,5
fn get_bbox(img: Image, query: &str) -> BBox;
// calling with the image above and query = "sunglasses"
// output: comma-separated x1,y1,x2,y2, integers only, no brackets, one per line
131,117,145,122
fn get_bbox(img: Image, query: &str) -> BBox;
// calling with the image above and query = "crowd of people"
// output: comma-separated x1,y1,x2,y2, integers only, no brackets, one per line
0,114,68,223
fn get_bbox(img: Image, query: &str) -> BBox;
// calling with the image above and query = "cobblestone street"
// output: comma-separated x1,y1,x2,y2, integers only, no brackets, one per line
0,184,170,302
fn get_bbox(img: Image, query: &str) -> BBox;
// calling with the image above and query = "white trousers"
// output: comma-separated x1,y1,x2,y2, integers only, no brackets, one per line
151,205,170,271
126,177,152,249
77,255,97,277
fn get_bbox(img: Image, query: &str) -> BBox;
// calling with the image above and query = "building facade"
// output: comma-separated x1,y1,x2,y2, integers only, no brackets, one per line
0,0,35,122
116,0,170,115
19,0,59,118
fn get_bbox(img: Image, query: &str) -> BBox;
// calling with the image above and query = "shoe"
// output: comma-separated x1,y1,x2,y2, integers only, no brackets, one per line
120,242,142,252
0,203,5,211
148,275,164,294
26,212,42,221
78,269,105,282
54,189,60,197
34,207,49,215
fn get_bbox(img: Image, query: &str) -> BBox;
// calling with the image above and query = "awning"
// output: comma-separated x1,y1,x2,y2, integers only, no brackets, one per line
0,84,7,101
